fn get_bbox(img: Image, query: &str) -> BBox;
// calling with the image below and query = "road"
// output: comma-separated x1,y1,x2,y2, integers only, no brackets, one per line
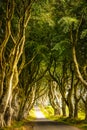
6,108,82,130
29,119,81,130
27,107,81,130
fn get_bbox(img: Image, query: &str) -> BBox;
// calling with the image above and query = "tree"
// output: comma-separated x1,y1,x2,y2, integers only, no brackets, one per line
0,0,35,127
58,0,87,87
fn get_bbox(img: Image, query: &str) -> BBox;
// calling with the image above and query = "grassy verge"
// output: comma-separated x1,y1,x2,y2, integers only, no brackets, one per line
57,118,87,130
2,106,87,130
40,105,87,130
1,108,36,130
28,107,36,120
1,120,33,130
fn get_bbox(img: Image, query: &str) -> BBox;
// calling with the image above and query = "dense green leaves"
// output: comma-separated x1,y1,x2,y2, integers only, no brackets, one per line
81,29,87,39
58,17,79,32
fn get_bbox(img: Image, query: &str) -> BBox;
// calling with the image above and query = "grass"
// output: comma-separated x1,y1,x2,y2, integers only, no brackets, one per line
1,110,35,130
0,121,25,130
1,120,32,130
28,107,36,120
1,106,87,130
61,118,87,130
40,105,87,130
2,107,37,129
78,112,85,120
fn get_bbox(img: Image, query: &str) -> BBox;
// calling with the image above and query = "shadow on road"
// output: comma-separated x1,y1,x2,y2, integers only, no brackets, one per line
24,118,81,130
26,118,68,126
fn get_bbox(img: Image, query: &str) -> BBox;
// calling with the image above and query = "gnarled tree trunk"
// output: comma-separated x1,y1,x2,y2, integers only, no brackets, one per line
0,0,33,127
48,80,61,115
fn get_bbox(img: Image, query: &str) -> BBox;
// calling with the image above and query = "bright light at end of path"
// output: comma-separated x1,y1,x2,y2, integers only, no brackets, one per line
35,108,45,118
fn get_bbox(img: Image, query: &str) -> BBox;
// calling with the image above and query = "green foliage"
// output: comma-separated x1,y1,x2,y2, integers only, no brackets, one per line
81,29,87,39
58,17,78,33
29,108,36,119
40,105,54,118
45,106,54,115
1,0,87,127
52,39,70,54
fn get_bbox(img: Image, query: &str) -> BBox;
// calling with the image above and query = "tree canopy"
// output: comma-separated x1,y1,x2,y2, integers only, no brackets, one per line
0,0,87,128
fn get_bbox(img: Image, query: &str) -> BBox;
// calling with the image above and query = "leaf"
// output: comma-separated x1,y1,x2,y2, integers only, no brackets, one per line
80,29,87,39
58,17,78,33
52,39,70,51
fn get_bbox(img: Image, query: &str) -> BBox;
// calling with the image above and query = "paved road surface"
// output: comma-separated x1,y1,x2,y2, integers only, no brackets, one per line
28,119,81,130
27,107,81,130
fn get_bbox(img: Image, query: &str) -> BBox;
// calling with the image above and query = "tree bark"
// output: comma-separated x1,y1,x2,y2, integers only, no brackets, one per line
67,65,74,118
74,102,78,118
0,0,32,126
73,81,80,119
62,98,66,116
72,45,87,87
17,85,36,120
85,103,87,120
48,80,61,115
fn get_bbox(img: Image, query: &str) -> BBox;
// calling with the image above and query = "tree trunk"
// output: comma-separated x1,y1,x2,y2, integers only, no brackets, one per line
72,38,87,87
0,72,12,127
62,98,66,116
4,104,13,126
0,66,6,99
48,80,61,116
68,100,73,118
74,101,78,119
0,72,13,127
73,79,80,119
17,85,36,120
85,104,87,120
0,114,5,127
0,33,25,127
11,88,20,120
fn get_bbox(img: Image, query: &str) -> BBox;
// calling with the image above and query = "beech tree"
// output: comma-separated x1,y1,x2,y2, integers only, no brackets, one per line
0,0,87,128
46,0,87,118
0,0,35,127
58,0,87,87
